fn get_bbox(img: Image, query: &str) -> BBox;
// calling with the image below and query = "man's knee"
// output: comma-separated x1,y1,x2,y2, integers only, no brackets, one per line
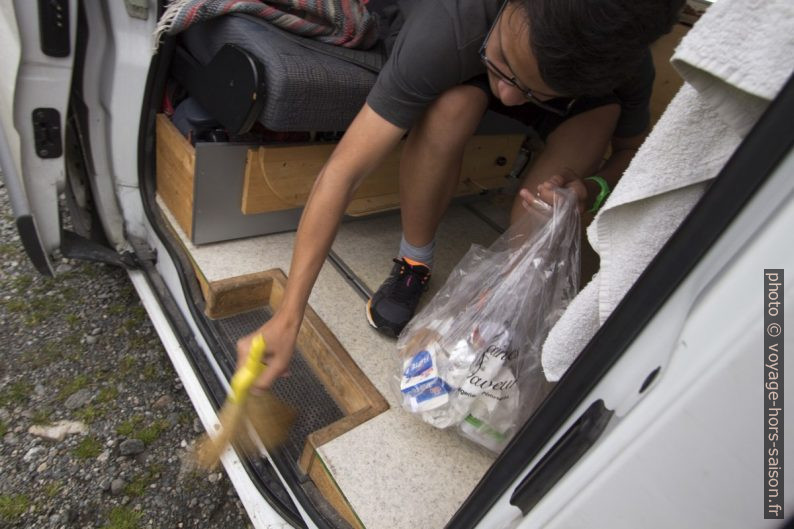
416,85,488,148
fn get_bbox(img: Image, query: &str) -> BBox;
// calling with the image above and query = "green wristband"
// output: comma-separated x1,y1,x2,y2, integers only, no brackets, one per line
585,175,611,214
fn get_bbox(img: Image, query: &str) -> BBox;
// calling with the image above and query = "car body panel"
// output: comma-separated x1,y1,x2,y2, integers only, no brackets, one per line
77,0,151,250
525,153,793,528
6,0,79,272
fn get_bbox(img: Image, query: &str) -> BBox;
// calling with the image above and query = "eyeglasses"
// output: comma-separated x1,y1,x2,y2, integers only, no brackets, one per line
479,3,577,117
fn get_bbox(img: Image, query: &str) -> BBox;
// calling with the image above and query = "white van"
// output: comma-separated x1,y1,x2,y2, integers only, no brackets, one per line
1,1,791,528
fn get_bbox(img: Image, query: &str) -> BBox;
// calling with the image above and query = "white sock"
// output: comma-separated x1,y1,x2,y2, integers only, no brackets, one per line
399,234,435,269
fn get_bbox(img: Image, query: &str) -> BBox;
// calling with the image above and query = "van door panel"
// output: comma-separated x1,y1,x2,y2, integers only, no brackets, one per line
1,0,78,273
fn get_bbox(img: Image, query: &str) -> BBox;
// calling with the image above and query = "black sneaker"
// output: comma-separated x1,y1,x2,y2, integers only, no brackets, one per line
366,258,431,338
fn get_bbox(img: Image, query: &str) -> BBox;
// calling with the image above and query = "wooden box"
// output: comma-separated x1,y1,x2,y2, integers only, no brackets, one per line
155,113,525,242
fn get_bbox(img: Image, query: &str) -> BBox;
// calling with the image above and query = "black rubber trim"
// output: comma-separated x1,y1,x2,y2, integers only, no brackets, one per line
137,36,307,528
16,215,53,276
446,72,794,529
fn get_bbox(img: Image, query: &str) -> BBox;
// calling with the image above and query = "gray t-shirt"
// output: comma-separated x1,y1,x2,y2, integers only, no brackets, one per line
366,0,654,138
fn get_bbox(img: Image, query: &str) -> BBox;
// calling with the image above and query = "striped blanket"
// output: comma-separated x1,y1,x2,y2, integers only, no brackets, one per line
154,0,378,50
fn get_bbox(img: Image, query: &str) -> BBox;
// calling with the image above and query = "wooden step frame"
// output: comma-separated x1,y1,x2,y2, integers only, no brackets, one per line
191,267,387,529
152,203,385,524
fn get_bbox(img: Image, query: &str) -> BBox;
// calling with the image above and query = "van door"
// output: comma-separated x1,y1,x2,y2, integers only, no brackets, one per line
0,1,76,276
449,71,794,529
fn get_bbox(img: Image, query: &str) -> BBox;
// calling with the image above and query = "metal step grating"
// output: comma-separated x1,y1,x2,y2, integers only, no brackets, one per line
212,308,345,468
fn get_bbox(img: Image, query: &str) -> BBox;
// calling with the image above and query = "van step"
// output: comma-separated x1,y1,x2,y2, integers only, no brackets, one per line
211,307,346,469
197,268,388,528
156,196,513,527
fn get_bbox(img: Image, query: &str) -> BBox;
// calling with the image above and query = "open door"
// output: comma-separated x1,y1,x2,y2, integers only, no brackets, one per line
0,0,77,276
449,71,794,529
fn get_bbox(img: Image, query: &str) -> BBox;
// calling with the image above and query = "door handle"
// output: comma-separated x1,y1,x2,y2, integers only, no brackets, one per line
510,400,613,515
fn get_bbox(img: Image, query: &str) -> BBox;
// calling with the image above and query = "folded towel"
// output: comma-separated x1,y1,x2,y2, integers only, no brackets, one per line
541,0,794,381
589,84,739,326
542,85,731,381
671,0,794,137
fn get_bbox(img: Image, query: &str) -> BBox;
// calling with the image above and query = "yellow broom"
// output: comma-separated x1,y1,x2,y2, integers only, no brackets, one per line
196,335,295,469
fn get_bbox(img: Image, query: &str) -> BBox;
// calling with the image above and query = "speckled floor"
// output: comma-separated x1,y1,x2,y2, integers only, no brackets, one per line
158,196,510,529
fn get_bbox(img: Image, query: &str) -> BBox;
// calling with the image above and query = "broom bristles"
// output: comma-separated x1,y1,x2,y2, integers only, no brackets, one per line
196,392,295,470
246,392,296,449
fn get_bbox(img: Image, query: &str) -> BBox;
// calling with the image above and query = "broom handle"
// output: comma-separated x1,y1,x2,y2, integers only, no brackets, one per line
229,335,267,404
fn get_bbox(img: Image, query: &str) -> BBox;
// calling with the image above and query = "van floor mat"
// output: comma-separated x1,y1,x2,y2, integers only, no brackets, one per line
210,307,345,471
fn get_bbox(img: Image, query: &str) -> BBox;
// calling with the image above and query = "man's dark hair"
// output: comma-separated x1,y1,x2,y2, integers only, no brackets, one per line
514,0,685,96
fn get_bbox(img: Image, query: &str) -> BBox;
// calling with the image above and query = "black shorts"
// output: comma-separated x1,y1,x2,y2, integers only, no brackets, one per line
466,74,619,141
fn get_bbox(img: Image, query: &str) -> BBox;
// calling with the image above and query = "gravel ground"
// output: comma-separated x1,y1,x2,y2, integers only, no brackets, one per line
0,181,253,528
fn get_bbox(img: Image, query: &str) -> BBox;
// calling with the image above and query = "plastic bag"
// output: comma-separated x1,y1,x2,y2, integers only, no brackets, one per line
396,189,581,452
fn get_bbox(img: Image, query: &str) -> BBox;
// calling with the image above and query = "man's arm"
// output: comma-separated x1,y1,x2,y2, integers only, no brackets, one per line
511,103,619,223
512,106,648,223
238,104,405,389
587,130,647,193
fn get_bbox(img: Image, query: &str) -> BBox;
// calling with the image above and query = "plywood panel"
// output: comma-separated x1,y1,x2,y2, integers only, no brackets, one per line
241,135,524,215
155,114,195,238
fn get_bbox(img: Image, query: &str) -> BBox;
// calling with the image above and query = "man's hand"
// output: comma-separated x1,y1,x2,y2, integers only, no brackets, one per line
236,312,300,392
519,169,593,214
509,104,619,225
